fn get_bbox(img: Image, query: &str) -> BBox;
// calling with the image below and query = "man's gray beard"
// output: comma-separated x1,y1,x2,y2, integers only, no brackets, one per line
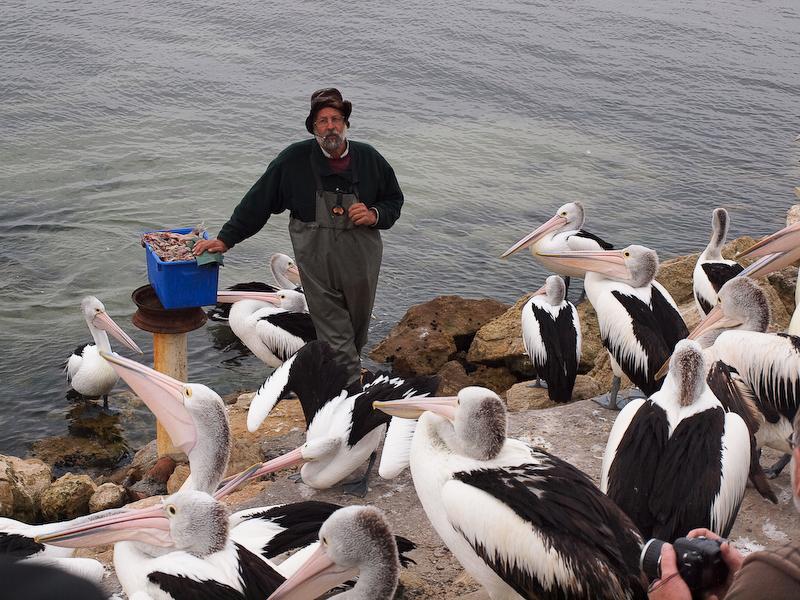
316,130,347,154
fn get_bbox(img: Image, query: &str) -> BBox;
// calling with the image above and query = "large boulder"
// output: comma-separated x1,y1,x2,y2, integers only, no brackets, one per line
1,456,51,507
31,434,128,470
466,294,531,369
40,473,97,521
370,296,509,376
505,375,602,412
0,458,36,522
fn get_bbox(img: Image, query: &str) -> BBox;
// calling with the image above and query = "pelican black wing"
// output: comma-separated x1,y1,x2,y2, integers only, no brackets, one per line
574,229,614,250
260,312,317,344
0,533,44,559
701,263,744,293
453,456,646,600
529,303,579,403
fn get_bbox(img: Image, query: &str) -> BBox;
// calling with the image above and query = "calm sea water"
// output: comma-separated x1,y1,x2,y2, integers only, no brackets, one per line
1,0,798,456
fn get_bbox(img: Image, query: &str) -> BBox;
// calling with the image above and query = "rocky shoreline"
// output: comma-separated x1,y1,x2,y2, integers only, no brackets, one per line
2,231,799,597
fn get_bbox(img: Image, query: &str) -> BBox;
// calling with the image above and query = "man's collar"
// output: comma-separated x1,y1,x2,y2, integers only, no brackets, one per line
319,138,349,159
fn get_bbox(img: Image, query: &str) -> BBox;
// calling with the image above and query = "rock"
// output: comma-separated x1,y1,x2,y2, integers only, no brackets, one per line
236,392,256,409
506,375,601,411
128,478,167,501
767,267,797,318
369,296,509,376
466,294,532,367
167,464,191,494
588,351,633,395
31,434,128,470
89,483,126,513
506,383,553,412
763,282,791,332
221,391,239,406
465,365,518,395
435,361,473,396
0,458,36,522
575,302,603,373
2,456,51,506
148,457,177,484
571,375,602,401
787,204,800,225
657,253,698,306
115,440,158,487
40,473,96,521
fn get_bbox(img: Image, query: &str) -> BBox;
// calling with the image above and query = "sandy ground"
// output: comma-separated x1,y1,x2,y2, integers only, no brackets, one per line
84,398,798,599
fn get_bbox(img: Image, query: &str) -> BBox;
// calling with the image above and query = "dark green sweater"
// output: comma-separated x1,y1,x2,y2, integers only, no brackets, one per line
218,139,404,248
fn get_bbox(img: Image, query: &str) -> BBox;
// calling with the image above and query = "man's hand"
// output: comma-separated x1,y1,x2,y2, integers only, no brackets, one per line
348,203,377,226
648,544,692,600
192,238,229,256
687,528,743,599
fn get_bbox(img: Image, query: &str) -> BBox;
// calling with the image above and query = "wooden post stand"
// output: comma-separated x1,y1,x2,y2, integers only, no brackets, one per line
131,285,207,459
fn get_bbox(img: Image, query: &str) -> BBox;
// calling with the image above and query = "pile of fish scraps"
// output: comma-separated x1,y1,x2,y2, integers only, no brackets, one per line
141,225,206,262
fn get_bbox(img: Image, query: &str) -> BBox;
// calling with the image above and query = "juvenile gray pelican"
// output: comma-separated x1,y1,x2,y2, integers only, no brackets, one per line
601,340,750,541
36,490,286,599
692,208,743,317
521,275,581,402
374,387,647,600
539,245,688,409
207,252,302,322
241,341,439,496
269,505,400,600
218,289,316,368
65,296,142,407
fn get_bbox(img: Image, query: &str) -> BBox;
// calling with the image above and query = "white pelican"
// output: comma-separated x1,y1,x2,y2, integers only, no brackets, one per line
240,340,439,496
36,490,287,599
65,296,142,407
217,289,316,368
374,387,647,600
693,208,743,317
601,340,750,541
521,275,581,403
269,505,401,600
538,245,688,409
207,252,302,323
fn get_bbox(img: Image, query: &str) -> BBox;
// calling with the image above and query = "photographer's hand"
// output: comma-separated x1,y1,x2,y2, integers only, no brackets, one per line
686,529,744,600
648,544,692,599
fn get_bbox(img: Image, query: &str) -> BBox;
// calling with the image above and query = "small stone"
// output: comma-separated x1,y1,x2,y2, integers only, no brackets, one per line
89,483,126,513
147,456,177,484
167,464,191,494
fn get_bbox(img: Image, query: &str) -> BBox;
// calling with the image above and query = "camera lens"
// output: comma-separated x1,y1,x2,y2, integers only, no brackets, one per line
640,539,665,582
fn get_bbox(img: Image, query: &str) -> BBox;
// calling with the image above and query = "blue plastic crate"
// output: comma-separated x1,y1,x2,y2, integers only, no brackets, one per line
144,227,219,309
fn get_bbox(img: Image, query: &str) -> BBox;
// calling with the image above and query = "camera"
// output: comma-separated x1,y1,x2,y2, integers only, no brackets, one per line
641,537,728,593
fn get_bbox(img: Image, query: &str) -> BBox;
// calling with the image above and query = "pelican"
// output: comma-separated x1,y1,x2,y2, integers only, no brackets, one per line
501,201,613,301
601,340,749,541
240,340,439,496
675,277,800,478
65,296,142,407
218,289,316,368
521,275,581,402
36,490,286,600
269,505,401,600
693,208,743,317
207,252,302,323
374,387,647,600
539,245,688,409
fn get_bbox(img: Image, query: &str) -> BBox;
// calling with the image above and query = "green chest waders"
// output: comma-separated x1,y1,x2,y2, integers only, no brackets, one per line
288,149,383,385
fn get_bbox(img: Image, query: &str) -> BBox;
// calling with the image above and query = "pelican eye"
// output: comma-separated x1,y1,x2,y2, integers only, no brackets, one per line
624,251,630,257
185,387,192,397
321,536,328,546
167,504,177,516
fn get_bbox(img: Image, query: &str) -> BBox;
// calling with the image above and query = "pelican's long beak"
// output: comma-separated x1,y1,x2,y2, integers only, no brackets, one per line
286,264,301,286
536,249,631,280
532,284,547,297
500,214,567,259
268,543,358,600
686,303,744,342
35,502,171,549
99,352,197,455
216,291,281,305
92,311,142,354
218,447,306,492
733,223,800,280
373,396,459,421
737,222,800,259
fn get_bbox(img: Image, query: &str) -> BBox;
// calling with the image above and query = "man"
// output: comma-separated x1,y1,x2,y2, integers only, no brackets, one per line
648,412,800,599
194,88,403,389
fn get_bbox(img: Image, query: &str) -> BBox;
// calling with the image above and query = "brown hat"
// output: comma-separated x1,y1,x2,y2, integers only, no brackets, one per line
305,88,352,134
